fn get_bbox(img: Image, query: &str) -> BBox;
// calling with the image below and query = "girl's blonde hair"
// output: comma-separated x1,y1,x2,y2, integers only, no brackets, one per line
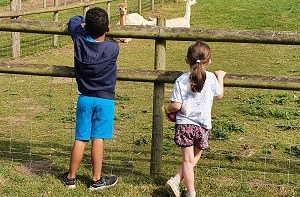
186,41,211,92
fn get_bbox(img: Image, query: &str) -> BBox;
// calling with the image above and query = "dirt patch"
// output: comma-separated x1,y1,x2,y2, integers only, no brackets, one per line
0,115,27,125
247,179,264,188
218,176,237,186
16,159,56,175
15,164,34,176
0,177,8,186
241,149,256,157
51,77,74,84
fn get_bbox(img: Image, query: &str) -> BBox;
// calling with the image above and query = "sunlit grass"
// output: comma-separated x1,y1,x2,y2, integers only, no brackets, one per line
0,0,299,196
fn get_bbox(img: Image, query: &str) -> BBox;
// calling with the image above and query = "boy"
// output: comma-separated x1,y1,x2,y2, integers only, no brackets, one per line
61,7,119,190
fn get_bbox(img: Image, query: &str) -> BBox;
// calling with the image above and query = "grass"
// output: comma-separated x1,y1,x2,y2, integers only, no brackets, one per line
0,0,300,196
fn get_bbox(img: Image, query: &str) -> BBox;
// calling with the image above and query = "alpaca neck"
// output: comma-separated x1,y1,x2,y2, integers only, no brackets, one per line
120,12,126,26
183,2,192,21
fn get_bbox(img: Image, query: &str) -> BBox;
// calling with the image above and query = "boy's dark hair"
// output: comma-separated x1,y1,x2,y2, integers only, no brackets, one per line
85,7,109,38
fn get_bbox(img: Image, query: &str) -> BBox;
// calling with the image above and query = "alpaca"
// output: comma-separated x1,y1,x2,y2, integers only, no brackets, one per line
116,3,156,43
116,2,132,43
117,3,156,26
150,0,197,28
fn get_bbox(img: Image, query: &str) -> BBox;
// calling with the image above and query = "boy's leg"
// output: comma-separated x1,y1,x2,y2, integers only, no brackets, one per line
68,140,87,178
91,138,104,181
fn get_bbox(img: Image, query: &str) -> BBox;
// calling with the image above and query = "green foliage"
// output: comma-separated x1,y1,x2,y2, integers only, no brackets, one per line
134,136,148,146
286,145,300,157
211,119,244,140
115,94,131,102
262,142,285,155
242,94,299,119
0,0,8,6
271,93,291,105
59,107,76,123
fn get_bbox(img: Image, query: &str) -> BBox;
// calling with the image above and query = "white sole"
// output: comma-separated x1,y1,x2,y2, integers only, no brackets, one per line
166,180,180,197
89,178,118,191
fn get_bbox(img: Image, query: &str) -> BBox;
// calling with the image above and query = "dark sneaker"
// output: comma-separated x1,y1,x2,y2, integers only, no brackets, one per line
61,172,76,189
89,175,118,190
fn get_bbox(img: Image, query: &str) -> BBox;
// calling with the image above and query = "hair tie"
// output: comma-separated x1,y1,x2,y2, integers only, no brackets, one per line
196,60,201,64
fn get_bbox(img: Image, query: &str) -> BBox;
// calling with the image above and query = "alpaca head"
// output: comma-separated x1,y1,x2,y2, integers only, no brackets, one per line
185,0,197,6
119,3,127,16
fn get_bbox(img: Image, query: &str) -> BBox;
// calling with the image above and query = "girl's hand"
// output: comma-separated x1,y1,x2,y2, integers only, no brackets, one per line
214,70,226,78
162,105,178,122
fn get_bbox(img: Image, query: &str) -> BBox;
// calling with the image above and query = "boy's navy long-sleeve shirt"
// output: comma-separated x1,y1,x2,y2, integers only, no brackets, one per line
68,16,119,100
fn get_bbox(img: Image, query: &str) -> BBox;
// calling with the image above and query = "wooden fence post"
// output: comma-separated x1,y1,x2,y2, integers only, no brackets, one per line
150,18,166,176
53,0,59,47
151,0,154,11
106,1,111,22
138,0,142,14
10,0,21,59
83,0,89,17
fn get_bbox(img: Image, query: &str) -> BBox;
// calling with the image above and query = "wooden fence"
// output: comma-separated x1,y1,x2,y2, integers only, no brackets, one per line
1,0,112,59
0,0,170,59
0,18,299,175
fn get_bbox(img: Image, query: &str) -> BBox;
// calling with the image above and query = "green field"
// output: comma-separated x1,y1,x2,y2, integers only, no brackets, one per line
0,0,299,196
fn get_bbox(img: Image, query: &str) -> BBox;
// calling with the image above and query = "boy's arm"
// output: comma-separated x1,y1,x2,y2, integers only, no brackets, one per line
67,16,85,41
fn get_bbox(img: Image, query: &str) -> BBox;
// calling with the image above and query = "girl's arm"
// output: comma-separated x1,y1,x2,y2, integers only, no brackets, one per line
214,70,226,100
167,101,182,113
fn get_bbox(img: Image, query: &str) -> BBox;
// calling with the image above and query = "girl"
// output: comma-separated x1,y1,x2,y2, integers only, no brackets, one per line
165,41,226,197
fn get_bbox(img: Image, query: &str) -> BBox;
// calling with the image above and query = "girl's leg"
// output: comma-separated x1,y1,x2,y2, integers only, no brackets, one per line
68,140,87,179
174,147,203,182
181,146,196,192
91,138,104,181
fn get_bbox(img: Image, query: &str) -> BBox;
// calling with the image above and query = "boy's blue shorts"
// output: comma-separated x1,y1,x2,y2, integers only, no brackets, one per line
75,95,115,141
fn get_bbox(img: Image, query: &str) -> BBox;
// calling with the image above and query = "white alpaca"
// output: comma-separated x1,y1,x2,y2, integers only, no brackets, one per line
117,3,156,26
116,3,155,43
150,0,197,28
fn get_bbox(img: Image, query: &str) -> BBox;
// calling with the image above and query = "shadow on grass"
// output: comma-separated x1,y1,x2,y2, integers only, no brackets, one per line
0,138,70,174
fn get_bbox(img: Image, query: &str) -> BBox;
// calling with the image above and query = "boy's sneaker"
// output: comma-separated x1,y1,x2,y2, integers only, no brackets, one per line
165,177,180,197
61,172,76,189
89,175,118,190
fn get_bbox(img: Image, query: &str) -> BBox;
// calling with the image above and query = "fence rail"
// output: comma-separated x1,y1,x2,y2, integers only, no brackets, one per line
0,0,111,59
1,19,300,45
0,0,112,18
0,61,299,90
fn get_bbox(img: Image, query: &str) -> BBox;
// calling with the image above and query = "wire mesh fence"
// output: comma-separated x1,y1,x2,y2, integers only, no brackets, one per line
0,0,299,196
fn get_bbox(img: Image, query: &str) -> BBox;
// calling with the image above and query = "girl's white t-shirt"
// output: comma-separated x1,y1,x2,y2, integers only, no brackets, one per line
170,71,222,129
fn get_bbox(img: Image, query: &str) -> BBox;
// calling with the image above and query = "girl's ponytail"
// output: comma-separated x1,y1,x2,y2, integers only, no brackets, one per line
189,60,206,92
186,41,211,93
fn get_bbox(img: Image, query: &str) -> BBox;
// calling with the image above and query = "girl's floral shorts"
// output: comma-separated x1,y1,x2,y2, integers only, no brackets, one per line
174,124,210,150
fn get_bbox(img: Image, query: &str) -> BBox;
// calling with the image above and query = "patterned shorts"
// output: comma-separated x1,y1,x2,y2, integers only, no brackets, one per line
174,124,210,150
